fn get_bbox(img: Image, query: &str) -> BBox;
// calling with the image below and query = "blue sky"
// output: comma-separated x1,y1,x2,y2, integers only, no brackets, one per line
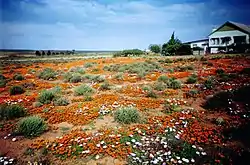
1,0,250,50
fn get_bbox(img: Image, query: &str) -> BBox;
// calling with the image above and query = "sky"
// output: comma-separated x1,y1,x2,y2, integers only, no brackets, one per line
1,0,250,50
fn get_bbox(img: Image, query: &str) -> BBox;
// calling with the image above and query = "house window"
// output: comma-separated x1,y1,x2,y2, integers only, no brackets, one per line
193,44,197,47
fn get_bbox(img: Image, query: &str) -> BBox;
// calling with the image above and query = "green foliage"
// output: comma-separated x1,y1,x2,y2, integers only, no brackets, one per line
70,73,82,83
74,84,95,96
148,44,161,53
38,68,57,80
204,77,215,89
146,90,158,98
163,103,181,114
185,89,199,98
167,78,182,89
203,91,231,110
162,32,182,56
216,68,225,75
176,44,192,55
186,74,198,84
54,97,70,106
0,104,26,120
153,82,166,91
114,72,124,80
69,67,85,74
84,62,96,68
13,74,25,80
90,75,105,83
216,117,225,125
33,102,43,107
100,81,111,90
17,116,47,138
37,89,56,104
84,96,93,101
0,79,6,88
63,72,73,82
240,67,250,75
113,49,144,57
0,74,6,80
114,106,141,124
157,75,169,83
10,85,25,95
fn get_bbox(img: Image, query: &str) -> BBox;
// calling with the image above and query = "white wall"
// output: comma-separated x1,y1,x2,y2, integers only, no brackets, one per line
190,41,208,49
209,30,249,46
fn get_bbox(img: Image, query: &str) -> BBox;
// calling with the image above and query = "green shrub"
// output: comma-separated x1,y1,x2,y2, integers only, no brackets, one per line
167,78,182,89
216,117,225,125
70,74,82,83
74,84,95,96
204,77,215,89
69,67,85,74
0,79,6,88
146,90,158,98
37,90,56,104
114,73,124,80
91,75,105,83
0,74,6,80
153,82,166,91
63,72,73,82
38,68,57,80
186,89,199,98
33,102,43,108
216,68,225,75
114,107,141,124
84,96,93,101
13,74,25,80
164,103,181,114
84,62,96,68
0,104,26,120
10,85,25,95
240,68,250,75
54,97,70,106
100,81,111,90
157,75,169,83
17,116,47,138
186,74,198,84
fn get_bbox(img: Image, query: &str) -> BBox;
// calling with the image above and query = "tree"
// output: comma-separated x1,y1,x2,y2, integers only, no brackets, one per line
176,44,192,55
162,32,182,56
47,50,51,55
148,44,161,53
35,51,41,56
42,51,46,56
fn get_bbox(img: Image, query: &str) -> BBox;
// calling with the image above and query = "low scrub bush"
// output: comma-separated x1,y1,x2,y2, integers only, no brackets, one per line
91,75,105,83
216,68,225,75
69,67,85,74
146,90,158,98
37,89,56,104
204,77,215,89
164,103,181,114
153,82,166,91
53,97,70,106
13,74,25,80
0,79,6,88
17,116,47,138
74,84,95,96
114,72,124,80
157,75,169,83
99,81,111,90
10,85,25,95
0,104,26,120
70,74,82,83
186,74,198,84
63,72,73,82
0,74,6,80
167,78,182,89
38,68,57,80
84,62,96,68
114,107,141,124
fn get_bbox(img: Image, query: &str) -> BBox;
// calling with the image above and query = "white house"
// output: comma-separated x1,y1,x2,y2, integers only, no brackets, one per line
208,21,250,53
184,39,209,55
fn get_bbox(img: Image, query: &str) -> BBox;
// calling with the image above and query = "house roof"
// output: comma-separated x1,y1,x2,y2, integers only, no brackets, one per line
183,39,208,44
208,21,250,36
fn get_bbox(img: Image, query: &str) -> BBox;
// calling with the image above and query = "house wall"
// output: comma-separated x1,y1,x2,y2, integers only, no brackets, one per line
190,41,208,49
209,30,249,47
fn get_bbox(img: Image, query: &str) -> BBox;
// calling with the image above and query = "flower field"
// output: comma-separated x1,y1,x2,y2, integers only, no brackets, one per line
0,54,250,165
